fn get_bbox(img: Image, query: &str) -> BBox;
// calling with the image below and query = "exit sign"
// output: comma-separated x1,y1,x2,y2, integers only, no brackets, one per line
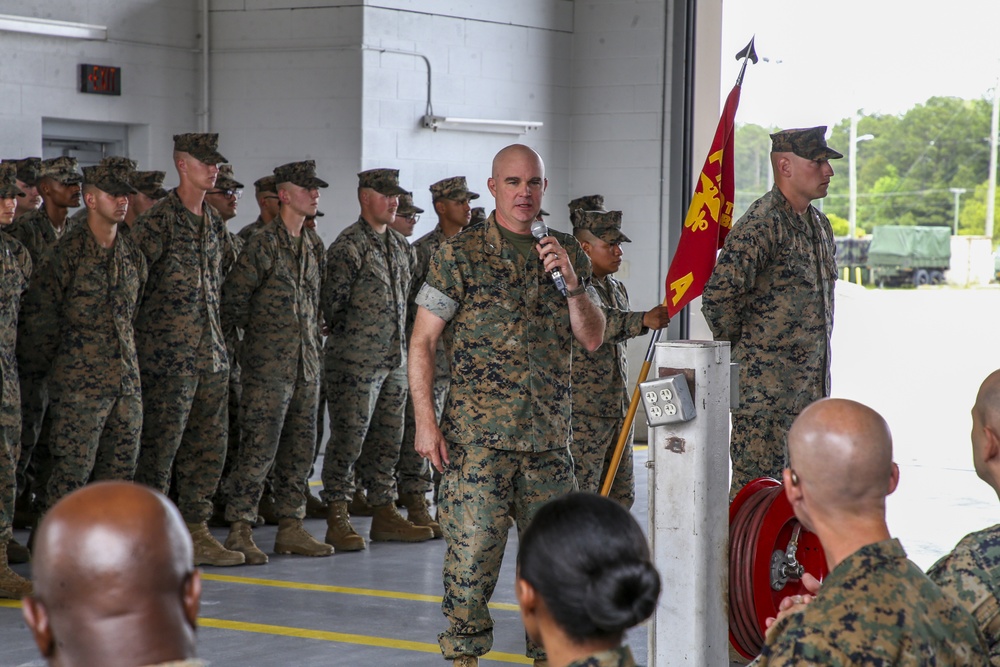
79,63,121,96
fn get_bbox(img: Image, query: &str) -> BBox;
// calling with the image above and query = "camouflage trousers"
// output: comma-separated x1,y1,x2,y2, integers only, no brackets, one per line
320,363,406,507
571,415,635,509
44,391,142,512
134,371,228,523
729,409,794,500
15,369,52,508
225,377,319,524
438,445,576,660
395,376,448,497
214,376,242,508
0,424,18,543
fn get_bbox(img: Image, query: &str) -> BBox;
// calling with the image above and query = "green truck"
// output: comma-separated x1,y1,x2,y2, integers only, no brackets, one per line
867,225,951,288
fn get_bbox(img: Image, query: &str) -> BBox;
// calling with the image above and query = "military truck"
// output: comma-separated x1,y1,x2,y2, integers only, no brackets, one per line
867,225,951,288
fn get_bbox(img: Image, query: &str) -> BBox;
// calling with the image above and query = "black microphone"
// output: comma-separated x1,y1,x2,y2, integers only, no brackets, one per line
530,219,568,296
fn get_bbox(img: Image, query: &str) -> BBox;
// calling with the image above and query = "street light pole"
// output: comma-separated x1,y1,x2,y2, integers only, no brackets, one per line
950,187,967,235
848,112,874,238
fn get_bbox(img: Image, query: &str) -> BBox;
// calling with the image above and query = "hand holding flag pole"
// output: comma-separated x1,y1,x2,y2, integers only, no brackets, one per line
600,37,756,498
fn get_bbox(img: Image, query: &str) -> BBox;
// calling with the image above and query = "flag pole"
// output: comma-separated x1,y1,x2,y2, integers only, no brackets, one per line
600,37,757,498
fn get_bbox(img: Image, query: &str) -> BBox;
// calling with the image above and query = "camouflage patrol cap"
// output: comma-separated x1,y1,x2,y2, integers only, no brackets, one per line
397,193,424,216
83,165,138,196
215,164,244,190
429,176,480,202
131,170,168,199
568,194,605,227
173,133,227,165
470,207,486,225
274,160,329,189
770,126,844,160
254,175,277,194
358,168,408,196
0,162,25,199
2,157,42,186
99,156,138,175
39,156,83,185
574,209,631,244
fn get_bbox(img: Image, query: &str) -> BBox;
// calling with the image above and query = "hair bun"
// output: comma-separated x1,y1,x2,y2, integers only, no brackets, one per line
584,561,661,633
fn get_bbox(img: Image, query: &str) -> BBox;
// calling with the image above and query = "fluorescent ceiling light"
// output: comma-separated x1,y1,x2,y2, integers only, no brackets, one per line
0,13,107,41
423,115,543,135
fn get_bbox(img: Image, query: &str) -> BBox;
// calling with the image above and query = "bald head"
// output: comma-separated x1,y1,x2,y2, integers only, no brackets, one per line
491,144,544,180
788,399,895,518
24,482,200,667
972,370,1000,495
488,144,547,231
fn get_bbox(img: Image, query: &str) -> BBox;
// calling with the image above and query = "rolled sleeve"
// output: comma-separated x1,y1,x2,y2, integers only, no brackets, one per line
415,283,458,322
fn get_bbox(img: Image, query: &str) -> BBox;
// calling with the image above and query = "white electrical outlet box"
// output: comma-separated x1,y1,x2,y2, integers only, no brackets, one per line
640,374,696,426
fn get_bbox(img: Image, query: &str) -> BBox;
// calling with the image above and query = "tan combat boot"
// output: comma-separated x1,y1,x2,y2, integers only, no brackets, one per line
7,538,29,564
347,488,374,516
275,518,333,557
399,493,442,539
451,656,478,667
370,503,435,542
187,522,246,567
0,543,32,599
305,490,328,519
533,660,550,667
325,501,366,552
224,520,268,565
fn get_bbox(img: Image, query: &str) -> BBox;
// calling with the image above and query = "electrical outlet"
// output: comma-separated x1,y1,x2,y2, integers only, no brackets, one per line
639,374,696,426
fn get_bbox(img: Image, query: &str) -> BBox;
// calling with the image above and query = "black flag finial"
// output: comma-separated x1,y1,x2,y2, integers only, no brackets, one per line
735,36,757,86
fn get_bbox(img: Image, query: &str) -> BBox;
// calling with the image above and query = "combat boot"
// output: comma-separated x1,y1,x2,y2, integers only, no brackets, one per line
275,518,334,557
187,522,246,567
258,494,280,525
7,538,29,564
533,660,550,667
399,493,442,538
305,490,328,519
325,501,366,552
370,503,435,542
348,488,374,516
224,520,268,565
0,544,31,599
451,656,478,667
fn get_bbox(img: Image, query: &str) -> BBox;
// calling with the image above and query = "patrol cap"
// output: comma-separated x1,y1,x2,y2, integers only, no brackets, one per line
770,126,844,160
0,162,25,199
470,207,486,225
173,133,228,165
215,164,244,190
568,194,605,227
99,156,138,175
274,160,329,189
429,176,479,202
83,165,138,196
3,157,42,186
254,175,277,194
39,156,83,185
397,193,424,216
358,168,408,197
574,209,630,244
131,171,168,199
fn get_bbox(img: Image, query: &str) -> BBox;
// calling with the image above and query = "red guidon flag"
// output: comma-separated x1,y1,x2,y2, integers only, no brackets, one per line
665,83,741,317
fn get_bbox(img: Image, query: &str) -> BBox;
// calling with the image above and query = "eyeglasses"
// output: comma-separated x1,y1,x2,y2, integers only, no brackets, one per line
396,214,419,223
208,189,243,200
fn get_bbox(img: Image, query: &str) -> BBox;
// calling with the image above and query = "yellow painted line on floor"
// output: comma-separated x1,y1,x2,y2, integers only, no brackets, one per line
201,573,521,612
634,445,648,451
309,480,322,487
0,600,19,609
199,618,532,664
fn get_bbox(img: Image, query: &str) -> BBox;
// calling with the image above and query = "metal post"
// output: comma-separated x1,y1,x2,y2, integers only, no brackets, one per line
648,340,731,667
987,76,999,241
950,187,966,235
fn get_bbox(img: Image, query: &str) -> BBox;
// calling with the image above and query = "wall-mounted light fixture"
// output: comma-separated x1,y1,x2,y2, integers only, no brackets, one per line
422,115,543,135
0,14,107,41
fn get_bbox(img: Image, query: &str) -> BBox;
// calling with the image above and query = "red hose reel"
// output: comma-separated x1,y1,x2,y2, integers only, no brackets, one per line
728,477,828,660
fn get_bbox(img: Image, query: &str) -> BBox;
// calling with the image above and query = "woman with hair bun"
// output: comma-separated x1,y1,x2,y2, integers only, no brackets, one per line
515,492,661,667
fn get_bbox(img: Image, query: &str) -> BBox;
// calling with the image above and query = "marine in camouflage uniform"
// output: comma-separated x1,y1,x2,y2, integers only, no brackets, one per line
0,163,33,597
236,175,280,242
1,157,42,219
395,176,479,533
35,166,147,512
320,168,432,551
410,144,607,662
571,206,669,508
9,157,83,519
124,169,169,232
132,133,243,567
221,161,332,561
702,127,839,499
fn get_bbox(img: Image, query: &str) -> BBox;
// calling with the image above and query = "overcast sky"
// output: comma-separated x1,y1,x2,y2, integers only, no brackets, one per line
721,0,1000,129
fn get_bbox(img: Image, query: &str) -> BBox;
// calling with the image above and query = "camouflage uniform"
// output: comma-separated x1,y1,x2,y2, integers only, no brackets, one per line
566,647,637,667
570,209,646,507
928,523,1000,665
237,176,278,242
0,184,32,546
758,539,988,665
320,171,414,508
222,161,327,524
132,136,234,524
37,166,147,510
416,212,593,659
